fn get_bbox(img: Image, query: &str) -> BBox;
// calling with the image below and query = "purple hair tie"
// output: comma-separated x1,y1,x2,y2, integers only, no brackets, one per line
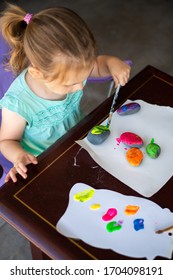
24,13,33,25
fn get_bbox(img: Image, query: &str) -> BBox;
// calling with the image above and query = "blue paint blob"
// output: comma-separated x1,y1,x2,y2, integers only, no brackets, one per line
122,105,128,112
133,218,144,231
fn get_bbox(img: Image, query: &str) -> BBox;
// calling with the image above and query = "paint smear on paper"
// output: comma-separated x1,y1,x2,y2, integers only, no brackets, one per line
133,218,144,231
125,205,140,215
106,221,122,232
74,189,94,202
102,208,117,221
90,204,101,210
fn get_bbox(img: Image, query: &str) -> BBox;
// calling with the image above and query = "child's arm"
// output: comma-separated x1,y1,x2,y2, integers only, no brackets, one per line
91,55,131,87
0,108,38,182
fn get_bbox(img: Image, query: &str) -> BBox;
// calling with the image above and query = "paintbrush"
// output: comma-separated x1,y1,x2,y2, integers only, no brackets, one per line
106,83,121,128
87,83,121,145
156,225,173,234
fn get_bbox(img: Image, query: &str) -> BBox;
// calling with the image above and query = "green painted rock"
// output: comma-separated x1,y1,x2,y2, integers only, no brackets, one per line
146,138,161,158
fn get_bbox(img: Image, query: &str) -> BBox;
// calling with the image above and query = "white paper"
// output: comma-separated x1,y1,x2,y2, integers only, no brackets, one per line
56,183,173,259
76,100,173,197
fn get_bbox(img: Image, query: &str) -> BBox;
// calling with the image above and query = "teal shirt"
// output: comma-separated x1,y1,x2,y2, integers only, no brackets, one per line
0,69,84,156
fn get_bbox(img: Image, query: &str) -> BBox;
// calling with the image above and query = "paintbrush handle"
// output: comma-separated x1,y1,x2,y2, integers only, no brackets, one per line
156,225,173,234
106,83,121,128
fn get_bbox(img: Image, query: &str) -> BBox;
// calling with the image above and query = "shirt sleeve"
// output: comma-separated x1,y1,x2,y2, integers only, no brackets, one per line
0,93,31,124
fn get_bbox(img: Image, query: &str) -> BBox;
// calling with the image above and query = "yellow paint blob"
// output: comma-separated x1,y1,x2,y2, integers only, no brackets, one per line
74,189,95,202
90,204,101,210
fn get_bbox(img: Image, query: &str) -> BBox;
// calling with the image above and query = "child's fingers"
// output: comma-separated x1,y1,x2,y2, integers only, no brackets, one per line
114,74,129,87
10,171,18,182
28,154,38,165
4,173,11,183
15,164,28,179
112,76,119,88
5,155,37,184
5,168,17,183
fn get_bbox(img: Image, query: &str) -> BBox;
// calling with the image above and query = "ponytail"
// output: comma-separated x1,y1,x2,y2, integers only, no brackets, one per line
1,4,97,79
1,3,30,74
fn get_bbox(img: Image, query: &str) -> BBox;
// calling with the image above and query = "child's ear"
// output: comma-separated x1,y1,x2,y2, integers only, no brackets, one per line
28,65,43,79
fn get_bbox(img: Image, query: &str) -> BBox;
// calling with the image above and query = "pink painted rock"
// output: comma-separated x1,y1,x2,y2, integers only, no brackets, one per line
120,132,143,148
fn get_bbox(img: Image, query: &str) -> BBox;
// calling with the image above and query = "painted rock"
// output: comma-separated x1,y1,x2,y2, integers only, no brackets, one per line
146,138,161,158
126,147,143,166
117,102,141,115
120,132,143,148
87,125,110,145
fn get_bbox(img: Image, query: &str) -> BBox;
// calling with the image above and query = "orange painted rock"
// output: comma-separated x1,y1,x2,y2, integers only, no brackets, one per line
126,148,143,166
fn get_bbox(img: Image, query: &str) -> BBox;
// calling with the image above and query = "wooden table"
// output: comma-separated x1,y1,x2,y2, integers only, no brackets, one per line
0,66,173,260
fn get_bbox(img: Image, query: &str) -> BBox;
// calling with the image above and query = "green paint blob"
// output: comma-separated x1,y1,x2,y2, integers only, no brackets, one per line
74,189,95,202
106,221,122,232
91,125,110,135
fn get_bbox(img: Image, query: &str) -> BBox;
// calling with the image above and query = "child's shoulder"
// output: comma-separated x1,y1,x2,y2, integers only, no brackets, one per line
4,68,29,97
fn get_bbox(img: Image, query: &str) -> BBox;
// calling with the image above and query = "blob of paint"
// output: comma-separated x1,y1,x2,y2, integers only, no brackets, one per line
106,221,122,232
133,218,144,231
90,125,109,135
102,208,117,221
124,205,140,215
117,220,124,225
74,189,94,202
90,204,101,210
116,137,121,144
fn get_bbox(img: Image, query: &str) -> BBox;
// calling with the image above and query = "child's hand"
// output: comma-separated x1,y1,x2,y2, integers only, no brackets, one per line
93,55,131,88
107,57,131,87
5,152,38,183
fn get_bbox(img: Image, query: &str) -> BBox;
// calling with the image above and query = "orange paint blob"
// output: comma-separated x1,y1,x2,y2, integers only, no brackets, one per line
124,205,140,215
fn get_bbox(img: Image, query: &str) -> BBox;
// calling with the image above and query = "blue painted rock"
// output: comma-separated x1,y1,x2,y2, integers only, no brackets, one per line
87,125,110,145
146,138,161,158
117,102,141,115
120,132,143,148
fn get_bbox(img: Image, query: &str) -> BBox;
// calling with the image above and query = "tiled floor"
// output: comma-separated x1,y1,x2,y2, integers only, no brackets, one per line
0,0,173,259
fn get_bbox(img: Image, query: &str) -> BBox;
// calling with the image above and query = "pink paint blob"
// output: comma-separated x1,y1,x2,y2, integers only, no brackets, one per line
102,208,117,221
116,137,121,144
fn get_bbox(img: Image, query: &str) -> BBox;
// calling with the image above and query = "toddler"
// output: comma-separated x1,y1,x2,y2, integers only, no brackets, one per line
0,3,130,184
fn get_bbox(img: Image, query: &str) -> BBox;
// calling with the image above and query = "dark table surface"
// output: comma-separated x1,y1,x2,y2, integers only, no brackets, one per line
0,65,173,260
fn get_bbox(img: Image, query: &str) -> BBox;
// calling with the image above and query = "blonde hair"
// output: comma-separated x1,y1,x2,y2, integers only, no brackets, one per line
1,3,97,79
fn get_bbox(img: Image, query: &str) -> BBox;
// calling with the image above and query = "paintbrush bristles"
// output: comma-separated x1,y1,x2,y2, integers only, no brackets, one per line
156,225,173,234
